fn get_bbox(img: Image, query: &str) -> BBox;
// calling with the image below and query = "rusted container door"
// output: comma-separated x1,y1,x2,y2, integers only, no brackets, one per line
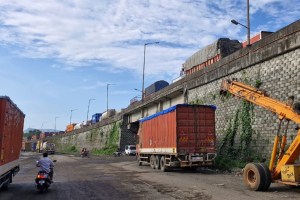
0,97,25,166
140,110,176,152
176,105,215,155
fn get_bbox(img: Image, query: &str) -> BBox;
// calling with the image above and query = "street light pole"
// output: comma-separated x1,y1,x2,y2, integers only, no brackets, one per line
54,116,59,133
86,98,95,122
247,0,250,46
70,109,77,125
107,84,115,112
142,42,159,100
231,0,251,46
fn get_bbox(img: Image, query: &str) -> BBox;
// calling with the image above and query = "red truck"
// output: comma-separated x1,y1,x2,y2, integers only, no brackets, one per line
0,96,25,190
136,104,216,171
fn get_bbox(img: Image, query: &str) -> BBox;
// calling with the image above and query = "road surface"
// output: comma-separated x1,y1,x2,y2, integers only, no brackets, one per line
1,152,300,200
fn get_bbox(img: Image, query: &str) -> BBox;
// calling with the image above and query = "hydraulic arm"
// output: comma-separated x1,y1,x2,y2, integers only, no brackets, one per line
221,79,300,180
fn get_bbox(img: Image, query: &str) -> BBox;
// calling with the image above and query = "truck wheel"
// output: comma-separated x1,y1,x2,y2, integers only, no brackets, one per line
160,156,168,172
154,156,161,169
150,155,155,169
257,163,271,191
243,163,266,191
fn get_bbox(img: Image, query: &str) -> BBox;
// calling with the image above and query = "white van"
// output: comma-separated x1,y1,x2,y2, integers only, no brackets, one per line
125,145,136,156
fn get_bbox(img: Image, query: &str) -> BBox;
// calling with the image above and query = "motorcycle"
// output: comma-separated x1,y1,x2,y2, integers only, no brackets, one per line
35,160,56,192
81,150,89,158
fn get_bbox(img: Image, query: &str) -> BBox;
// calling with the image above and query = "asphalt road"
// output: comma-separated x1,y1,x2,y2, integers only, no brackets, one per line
1,152,300,200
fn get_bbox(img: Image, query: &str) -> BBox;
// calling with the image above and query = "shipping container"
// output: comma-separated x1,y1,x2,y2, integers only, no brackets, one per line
86,120,92,126
44,132,53,137
24,142,32,151
242,31,273,47
144,80,169,97
36,140,43,153
130,96,140,105
137,104,216,171
102,109,116,120
0,96,25,190
31,142,37,152
66,123,76,133
92,113,102,124
183,38,242,75
74,122,83,130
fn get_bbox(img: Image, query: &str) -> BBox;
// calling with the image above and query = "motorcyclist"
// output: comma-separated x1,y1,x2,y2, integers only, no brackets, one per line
81,148,89,157
37,152,54,181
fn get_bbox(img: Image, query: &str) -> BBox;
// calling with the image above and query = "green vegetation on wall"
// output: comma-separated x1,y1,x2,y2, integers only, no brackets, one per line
60,145,78,154
91,122,120,155
188,73,264,170
215,100,256,170
215,76,263,170
86,129,98,142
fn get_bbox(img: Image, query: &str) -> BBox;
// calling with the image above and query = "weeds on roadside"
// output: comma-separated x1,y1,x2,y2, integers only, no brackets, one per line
91,145,118,155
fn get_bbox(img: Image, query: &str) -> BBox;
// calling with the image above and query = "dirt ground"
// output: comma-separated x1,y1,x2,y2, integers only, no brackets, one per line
1,152,300,200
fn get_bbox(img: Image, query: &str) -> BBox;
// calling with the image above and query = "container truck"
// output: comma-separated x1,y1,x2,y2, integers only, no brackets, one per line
43,142,55,154
0,96,25,190
91,113,102,124
144,80,169,97
183,38,242,76
136,104,216,171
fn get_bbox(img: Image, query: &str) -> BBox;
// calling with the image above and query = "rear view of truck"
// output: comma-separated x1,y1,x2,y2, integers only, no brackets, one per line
0,96,25,190
137,104,216,171
46,143,55,154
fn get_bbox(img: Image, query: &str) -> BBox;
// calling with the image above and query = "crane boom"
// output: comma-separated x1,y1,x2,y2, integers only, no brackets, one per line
221,79,300,179
221,80,300,123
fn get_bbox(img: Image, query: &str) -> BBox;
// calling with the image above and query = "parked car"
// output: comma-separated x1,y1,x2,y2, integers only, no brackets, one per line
125,145,136,156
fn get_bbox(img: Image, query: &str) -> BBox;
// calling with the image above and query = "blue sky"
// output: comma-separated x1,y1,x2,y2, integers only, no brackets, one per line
0,0,299,131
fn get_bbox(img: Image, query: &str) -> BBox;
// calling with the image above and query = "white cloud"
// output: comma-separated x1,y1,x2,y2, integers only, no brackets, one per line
0,0,299,78
79,81,108,90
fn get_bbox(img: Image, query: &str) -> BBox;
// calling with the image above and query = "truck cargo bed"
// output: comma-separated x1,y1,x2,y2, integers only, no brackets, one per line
0,96,25,167
0,96,25,189
137,104,216,169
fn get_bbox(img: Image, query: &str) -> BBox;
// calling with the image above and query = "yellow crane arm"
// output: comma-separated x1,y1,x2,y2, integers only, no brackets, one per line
221,79,300,179
221,80,300,122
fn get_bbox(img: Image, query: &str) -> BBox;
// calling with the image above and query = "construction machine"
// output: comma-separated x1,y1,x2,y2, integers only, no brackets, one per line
220,79,300,191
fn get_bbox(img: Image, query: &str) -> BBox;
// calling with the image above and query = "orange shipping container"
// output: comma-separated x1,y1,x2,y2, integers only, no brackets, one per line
138,104,216,155
137,104,216,169
242,31,273,47
0,96,25,168
66,123,76,133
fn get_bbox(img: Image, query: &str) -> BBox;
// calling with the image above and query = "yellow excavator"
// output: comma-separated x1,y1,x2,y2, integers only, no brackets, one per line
220,79,300,191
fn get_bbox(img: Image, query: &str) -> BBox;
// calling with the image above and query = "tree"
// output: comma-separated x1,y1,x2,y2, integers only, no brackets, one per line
23,129,41,140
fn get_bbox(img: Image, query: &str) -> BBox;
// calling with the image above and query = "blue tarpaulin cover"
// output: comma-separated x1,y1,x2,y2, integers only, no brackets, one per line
139,104,216,123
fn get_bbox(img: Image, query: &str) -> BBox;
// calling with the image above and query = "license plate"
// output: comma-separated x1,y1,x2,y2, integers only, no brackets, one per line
39,180,45,184
192,157,203,161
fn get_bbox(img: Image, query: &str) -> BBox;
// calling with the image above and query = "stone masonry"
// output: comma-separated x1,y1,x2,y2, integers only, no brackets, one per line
46,20,300,158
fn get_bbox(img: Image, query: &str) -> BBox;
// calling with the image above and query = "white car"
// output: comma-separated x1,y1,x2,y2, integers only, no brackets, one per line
125,145,136,156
